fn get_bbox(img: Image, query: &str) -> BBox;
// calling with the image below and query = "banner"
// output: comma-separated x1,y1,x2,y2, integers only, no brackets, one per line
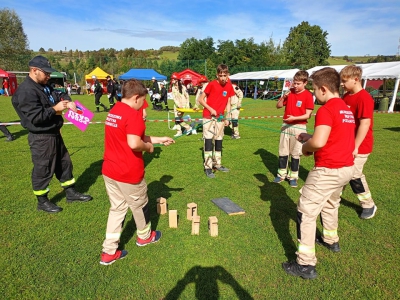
64,101,94,131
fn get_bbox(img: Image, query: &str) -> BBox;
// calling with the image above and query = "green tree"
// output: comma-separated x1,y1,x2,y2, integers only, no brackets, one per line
178,37,215,61
282,21,331,69
0,8,30,70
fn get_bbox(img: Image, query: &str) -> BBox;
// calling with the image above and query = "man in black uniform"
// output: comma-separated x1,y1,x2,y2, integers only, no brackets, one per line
11,55,92,213
106,75,116,109
150,76,161,110
93,76,108,112
159,81,169,111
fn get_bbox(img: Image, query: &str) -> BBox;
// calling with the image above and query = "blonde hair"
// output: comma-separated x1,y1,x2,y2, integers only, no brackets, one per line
340,65,362,80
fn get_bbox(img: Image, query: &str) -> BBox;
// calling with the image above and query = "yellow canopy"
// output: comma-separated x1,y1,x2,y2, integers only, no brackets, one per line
85,67,113,81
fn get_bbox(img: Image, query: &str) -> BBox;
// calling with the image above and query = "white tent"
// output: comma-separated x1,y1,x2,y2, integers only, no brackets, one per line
307,61,400,112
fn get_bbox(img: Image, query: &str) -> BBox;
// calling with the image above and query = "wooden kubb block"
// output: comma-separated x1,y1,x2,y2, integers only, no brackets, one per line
157,197,167,215
191,215,200,235
169,210,178,228
187,202,198,220
208,216,218,237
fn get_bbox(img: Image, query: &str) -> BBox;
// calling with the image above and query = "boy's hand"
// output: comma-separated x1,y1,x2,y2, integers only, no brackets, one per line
209,108,217,116
283,115,296,123
352,148,359,157
297,133,312,143
145,142,154,153
159,137,175,146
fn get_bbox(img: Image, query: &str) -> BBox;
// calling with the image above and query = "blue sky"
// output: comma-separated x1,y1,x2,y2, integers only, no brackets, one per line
4,0,400,56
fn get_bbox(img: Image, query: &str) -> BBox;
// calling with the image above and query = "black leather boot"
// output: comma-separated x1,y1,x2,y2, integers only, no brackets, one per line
37,195,63,213
65,187,93,203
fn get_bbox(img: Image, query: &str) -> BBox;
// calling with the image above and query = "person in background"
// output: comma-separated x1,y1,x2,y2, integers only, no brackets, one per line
0,123,15,141
11,55,92,213
229,83,243,139
2,78,10,96
274,70,314,188
150,76,161,110
193,75,209,110
100,79,174,265
106,75,116,109
159,81,168,111
93,76,108,112
171,73,192,137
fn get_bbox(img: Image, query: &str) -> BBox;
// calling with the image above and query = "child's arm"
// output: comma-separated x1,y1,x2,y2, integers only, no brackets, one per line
144,136,175,146
276,91,290,108
198,92,216,116
283,108,313,123
354,118,370,156
301,125,331,155
127,134,154,153
225,99,232,126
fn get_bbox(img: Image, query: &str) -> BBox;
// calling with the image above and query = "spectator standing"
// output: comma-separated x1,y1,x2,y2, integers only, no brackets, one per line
93,76,108,112
106,75,116,109
11,55,92,213
2,78,10,96
159,81,168,111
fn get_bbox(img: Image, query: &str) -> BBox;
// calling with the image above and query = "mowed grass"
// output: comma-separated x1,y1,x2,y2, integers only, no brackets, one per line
1,94,399,299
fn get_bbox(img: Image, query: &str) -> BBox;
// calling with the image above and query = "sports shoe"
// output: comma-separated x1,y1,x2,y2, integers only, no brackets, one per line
214,166,230,172
174,132,182,137
136,230,162,247
6,135,16,142
282,261,318,279
289,179,298,188
100,250,128,265
231,135,241,139
192,129,197,135
273,176,285,183
316,237,340,252
205,169,215,178
360,205,377,219
185,127,193,136
172,125,178,130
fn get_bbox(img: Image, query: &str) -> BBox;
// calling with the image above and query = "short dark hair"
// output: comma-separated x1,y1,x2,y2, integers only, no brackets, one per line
217,64,229,74
293,70,309,83
122,79,148,99
310,67,340,94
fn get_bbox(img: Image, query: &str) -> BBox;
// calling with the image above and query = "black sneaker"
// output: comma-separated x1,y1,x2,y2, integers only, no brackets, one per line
282,261,317,279
37,201,63,213
205,169,215,178
6,135,15,142
360,205,377,219
316,237,340,252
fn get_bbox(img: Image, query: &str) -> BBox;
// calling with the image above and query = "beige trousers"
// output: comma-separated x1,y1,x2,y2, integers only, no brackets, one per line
102,175,151,254
296,165,355,266
352,154,375,208
203,118,224,169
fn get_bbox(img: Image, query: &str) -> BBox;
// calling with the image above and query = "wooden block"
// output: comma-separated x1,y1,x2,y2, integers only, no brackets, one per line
169,210,178,228
211,197,245,215
208,216,218,237
157,197,167,215
187,202,198,220
191,215,200,235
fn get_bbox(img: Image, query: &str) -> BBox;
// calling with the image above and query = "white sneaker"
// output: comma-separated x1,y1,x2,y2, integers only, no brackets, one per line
192,129,197,135
172,125,178,130
174,132,182,137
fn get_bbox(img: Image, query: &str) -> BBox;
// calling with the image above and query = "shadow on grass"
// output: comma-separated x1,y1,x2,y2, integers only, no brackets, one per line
144,147,162,167
253,148,309,183
164,265,253,300
383,127,400,132
253,149,298,260
119,174,182,249
339,197,362,216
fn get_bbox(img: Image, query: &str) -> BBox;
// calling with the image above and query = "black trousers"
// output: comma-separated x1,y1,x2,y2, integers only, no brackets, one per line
95,93,103,106
28,132,74,194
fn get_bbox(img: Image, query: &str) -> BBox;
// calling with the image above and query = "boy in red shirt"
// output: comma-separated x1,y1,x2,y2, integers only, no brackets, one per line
198,64,235,178
274,70,314,187
100,79,175,265
340,65,377,219
282,67,355,279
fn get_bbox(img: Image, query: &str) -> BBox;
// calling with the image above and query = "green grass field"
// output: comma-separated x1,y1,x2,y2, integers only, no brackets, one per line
1,94,399,299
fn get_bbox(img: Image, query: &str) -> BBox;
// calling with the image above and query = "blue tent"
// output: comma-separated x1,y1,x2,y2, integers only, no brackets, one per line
119,69,167,81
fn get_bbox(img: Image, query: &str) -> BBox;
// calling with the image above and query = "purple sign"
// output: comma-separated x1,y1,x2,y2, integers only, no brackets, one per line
64,101,94,131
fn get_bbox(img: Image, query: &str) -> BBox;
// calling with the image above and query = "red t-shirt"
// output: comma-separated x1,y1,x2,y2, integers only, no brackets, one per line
314,98,355,168
342,89,374,154
3,80,9,89
283,89,314,124
202,80,235,119
102,101,146,184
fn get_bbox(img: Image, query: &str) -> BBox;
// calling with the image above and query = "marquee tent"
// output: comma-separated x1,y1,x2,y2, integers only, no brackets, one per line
119,69,166,81
176,69,203,86
307,61,400,112
0,69,18,95
84,67,112,81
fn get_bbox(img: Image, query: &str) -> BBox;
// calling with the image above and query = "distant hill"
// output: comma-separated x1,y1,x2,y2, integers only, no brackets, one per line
328,56,374,65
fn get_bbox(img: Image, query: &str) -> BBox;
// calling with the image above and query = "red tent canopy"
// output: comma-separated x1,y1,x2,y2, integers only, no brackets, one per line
0,69,18,95
176,69,204,86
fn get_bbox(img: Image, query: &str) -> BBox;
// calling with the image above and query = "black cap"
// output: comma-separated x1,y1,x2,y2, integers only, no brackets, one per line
106,75,111,79
28,55,57,73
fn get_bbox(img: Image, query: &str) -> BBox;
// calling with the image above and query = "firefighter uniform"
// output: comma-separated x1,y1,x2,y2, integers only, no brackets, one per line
11,56,92,213
229,84,243,139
